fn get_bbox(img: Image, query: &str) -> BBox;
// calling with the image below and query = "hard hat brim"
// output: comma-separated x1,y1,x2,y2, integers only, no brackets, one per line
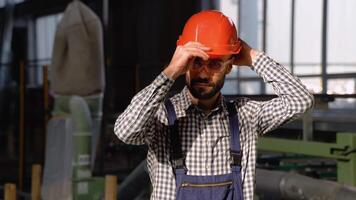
176,38,242,58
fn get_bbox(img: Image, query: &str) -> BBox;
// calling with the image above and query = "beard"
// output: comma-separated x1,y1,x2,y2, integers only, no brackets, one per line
186,76,225,100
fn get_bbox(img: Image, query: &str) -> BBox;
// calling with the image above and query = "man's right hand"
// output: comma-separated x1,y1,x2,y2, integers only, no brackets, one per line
233,39,260,67
164,42,210,80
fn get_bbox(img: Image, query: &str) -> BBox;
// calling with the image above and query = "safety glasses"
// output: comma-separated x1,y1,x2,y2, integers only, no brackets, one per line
191,57,233,73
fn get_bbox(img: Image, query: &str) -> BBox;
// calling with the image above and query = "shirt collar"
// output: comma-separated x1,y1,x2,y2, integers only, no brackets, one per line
172,86,229,118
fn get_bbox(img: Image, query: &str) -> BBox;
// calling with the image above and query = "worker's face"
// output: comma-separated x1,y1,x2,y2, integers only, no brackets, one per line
186,55,233,99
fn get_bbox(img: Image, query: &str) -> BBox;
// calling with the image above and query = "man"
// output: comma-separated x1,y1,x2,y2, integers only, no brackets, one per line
114,10,314,200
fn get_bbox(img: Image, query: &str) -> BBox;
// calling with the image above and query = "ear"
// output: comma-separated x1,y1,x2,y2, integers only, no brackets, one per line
225,64,233,74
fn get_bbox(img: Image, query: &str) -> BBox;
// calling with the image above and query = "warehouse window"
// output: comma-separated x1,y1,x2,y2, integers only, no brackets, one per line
327,79,355,95
219,0,356,97
26,13,62,87
266,0,292,68
35,13,63,65
300,77,322,94
293,0,322,76
327,0,356,74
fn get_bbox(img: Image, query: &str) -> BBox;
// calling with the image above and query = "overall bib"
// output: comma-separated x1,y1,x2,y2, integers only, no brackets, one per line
165,99,244,200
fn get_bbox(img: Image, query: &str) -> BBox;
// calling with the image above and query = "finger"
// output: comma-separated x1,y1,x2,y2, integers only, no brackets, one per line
185,48,210,60
187,46,211,54
184,46,211,55
232,55,239,65
232,55,245,66
184,46,210,54
181,50,208,62
185,41,203,47
184,42,211,51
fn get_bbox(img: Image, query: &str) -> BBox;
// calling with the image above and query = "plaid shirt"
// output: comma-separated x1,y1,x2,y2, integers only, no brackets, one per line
114,53,314,200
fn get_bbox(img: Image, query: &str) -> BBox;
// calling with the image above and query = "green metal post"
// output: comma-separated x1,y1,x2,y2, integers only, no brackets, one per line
258,137,347,160
258,133,356,186
337,133,356,186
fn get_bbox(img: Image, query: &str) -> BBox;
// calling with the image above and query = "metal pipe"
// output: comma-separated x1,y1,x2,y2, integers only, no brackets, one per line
290,0,295,74
321,0,328,94
260,0,267,94
43,65,49,163
117,159,150,200
256,169,356,200
18,61,25,191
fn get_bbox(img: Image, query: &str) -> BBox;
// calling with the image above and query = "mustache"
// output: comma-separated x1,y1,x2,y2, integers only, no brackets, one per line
191,78,214,86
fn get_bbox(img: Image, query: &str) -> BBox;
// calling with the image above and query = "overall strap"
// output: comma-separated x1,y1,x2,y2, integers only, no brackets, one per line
225,100,242,167
164,99,185,169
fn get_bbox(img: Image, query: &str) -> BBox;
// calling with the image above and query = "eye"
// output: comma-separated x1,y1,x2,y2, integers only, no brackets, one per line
193,58,203,68
208,60,222,70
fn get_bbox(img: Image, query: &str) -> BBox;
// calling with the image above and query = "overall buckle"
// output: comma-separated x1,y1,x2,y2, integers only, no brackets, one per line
172,158,185,169
230,150,242,167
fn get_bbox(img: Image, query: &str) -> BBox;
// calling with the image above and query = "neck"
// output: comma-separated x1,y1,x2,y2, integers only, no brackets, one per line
188,92,221,114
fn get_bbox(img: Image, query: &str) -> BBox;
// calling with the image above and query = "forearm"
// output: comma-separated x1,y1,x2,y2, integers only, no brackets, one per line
252,52,314,112
249,52,314,135
114,72,174,144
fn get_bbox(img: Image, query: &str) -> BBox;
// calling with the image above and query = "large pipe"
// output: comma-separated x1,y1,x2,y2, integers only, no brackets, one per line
117,160,150,200
256,169,356,200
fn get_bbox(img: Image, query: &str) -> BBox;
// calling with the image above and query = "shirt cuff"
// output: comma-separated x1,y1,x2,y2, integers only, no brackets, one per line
152,71,175,89
251,52,281,75
251,51,265,68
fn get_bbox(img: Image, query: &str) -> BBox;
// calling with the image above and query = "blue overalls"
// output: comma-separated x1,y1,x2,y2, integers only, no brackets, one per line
165,99,244,200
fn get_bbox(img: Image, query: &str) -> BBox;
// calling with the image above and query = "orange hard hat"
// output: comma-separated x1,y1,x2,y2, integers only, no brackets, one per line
177,10,242,58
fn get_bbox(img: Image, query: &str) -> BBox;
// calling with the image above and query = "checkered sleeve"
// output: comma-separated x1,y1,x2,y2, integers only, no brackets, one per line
114,72,174,145
251,52,314,136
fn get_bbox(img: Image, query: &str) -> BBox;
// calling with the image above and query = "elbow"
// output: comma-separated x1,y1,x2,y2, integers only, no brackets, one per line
304,92,315,112
113,118,145,145
113,117,131,144
114,124,133,144
113,120,125,142
294,92,314,114
285,92,314,117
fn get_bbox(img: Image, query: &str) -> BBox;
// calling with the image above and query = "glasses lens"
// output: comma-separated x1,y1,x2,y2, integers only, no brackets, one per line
208,60,223,71
192,58,203,70
191,57,230,72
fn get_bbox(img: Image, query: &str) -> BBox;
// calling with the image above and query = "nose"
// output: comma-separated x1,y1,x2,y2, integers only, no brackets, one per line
197,64,210,79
